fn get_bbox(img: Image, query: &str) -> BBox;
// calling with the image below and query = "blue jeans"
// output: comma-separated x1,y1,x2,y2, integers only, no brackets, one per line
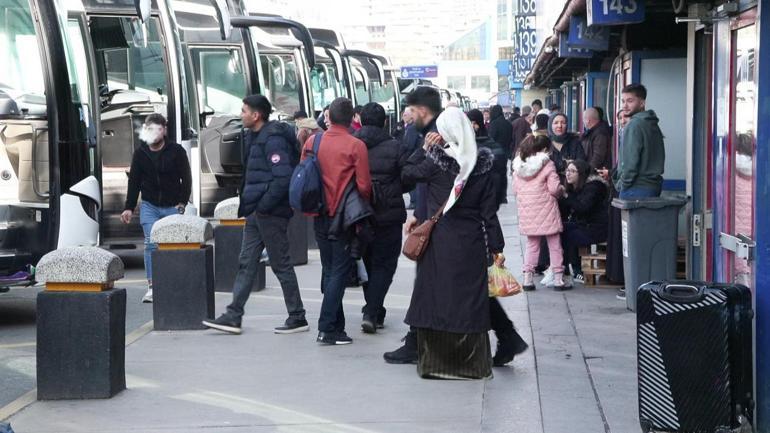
140,201,179,281
314,215,353,333
618,186,661,199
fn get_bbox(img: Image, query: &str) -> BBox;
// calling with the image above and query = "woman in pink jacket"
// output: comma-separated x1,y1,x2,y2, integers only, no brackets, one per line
513,135,567,290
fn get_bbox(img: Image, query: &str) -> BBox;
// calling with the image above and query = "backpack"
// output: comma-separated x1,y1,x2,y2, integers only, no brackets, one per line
289,132,324,214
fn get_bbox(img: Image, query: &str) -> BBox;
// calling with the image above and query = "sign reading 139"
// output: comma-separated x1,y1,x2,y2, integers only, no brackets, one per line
588,0,645,26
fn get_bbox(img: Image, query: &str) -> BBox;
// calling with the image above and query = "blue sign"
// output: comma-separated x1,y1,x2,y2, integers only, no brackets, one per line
567,16,610,51
400,65,438,79
558,33,593,58
512,0,537,81
587,0,645,26
496,60,513,76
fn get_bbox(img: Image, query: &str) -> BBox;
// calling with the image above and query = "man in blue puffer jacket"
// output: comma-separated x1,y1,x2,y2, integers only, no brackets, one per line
203,95,307,335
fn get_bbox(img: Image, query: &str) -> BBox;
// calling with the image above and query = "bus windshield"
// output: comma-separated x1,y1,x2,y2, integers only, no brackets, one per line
191,47,248,116
0,0,46,116
310,63,343,114
261,53,301,120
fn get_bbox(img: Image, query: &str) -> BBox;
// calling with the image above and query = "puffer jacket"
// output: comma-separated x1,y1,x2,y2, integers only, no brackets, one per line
238,121,299,218
558,175,609,227
512,151,563,236
354,125,409,226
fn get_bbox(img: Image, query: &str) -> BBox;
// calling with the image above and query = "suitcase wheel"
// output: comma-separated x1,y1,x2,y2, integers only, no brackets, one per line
639,419,653,433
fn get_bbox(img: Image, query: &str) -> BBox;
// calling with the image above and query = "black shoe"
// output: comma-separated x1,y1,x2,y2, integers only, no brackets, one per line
384,332,418,364
376,317,385,329
203,315,242,335
616,287,626,301
493,330,529,367
317,331,353,345
275,318,309,334
361,316,377,334
522,285,536,292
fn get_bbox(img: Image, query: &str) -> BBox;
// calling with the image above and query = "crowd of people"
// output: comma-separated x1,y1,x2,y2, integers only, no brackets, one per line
122,82,664,380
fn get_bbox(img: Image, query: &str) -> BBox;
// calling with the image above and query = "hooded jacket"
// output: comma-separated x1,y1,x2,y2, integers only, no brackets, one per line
488,107,514,160
512,151,563,236
238,121,298,218
125,142,192,211
614,110,665,191
354,125,409,226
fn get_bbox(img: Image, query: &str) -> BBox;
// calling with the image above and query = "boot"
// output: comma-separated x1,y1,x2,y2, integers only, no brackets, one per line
493,329,529,367
553,272,573,291
522,272,536,291
383,331,417,364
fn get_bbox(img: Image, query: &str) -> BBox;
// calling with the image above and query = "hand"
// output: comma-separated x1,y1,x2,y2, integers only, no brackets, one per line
559,185,567,197
494,253,506,267
597,168,609,180
404,216,418,235
120,210,133,224
423,132,444,150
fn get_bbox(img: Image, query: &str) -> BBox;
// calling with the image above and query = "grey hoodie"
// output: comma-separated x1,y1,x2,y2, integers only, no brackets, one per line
614,110,665,191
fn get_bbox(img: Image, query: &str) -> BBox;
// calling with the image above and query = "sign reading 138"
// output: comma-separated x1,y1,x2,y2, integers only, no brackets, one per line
588,0,645,26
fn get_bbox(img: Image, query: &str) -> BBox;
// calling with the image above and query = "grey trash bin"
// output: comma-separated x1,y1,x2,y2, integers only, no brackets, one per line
611,196,688,312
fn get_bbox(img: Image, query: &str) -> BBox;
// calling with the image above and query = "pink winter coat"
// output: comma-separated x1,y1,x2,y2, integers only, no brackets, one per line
512,152,563,236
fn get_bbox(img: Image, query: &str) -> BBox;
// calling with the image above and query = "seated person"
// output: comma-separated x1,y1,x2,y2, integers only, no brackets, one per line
558,160,609,284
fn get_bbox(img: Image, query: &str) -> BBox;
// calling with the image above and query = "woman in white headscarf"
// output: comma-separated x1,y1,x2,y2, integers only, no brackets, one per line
401,107,504,379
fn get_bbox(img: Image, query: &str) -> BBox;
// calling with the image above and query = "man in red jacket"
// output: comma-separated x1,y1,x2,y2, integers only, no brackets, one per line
302,97,371,345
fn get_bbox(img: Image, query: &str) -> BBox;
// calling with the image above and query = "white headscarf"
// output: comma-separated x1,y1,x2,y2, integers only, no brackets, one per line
435,106,478,214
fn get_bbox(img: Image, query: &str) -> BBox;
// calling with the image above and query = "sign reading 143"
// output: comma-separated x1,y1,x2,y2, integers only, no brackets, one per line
588,0,645,26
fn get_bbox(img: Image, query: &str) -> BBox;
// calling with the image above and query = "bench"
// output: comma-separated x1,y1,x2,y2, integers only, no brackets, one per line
580,243,608,286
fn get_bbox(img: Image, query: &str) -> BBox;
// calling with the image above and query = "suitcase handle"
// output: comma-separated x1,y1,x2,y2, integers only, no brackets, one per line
659,283,706,303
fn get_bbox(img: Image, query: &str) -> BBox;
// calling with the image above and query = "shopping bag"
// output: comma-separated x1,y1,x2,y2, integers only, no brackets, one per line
488,265,522,297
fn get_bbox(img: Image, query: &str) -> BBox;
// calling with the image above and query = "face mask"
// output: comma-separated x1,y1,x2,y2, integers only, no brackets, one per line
139,124,165,145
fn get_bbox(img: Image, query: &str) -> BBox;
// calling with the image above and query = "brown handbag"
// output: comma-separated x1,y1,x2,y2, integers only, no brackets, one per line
402,202,446,261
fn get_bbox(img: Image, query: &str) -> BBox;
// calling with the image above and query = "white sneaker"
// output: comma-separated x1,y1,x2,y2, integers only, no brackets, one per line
142,289,153,303
540,268,554,287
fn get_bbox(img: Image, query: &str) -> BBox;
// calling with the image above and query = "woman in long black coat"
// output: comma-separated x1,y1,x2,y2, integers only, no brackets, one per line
401,107,505,379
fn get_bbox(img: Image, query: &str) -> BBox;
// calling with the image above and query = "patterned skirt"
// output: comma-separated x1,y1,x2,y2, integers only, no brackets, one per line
416,328,492,380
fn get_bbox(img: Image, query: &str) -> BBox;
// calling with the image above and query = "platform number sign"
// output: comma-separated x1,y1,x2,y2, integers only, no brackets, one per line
588,0,645,26
567,16,610,51
512,0,537,81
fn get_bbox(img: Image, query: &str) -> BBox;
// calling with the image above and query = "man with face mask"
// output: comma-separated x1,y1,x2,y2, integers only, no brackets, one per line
122,113,192,303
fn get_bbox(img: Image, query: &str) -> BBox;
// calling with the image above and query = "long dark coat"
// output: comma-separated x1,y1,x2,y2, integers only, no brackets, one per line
402,146,504,334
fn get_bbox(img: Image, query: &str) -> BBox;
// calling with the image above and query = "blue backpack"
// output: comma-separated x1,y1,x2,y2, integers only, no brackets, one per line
289,132,324,214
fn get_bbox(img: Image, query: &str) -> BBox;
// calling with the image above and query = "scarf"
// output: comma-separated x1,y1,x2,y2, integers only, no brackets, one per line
435,106,478,214
548,113,570,143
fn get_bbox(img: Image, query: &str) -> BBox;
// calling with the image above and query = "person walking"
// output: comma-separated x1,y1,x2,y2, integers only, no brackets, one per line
305,97,372,345
121,113,192,304
559,160,609,284
404,107,505,379
488,104,513,203
613,84,665,199
203,95,307,335
581,107,613,170
512,135,567,290
354,102,409,333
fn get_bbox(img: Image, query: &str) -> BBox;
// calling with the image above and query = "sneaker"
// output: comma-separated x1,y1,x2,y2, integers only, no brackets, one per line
141,289,153,303
616,287,626,301
274,318,309,334
574,273,586,285
361,316,377,334
384,332,418,364
553,273,573,291
522,272,536,291
202,314,242,335
317,331,353,345
540,268,554,287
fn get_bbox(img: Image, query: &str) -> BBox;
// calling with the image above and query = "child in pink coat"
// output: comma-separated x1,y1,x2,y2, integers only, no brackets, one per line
512,135,567,290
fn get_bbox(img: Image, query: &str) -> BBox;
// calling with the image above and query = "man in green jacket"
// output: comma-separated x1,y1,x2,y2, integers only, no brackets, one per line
613,84,665,198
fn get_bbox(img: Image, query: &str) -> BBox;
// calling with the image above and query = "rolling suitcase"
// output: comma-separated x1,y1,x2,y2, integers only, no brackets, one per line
636,281,754,433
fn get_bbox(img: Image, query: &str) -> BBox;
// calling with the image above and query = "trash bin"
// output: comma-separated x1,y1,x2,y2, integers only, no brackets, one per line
611,196,688,312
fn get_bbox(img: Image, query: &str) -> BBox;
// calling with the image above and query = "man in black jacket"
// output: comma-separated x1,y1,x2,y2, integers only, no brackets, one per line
354,103,410,334
203,95,307,335
121,113,191,304
487,104,513,203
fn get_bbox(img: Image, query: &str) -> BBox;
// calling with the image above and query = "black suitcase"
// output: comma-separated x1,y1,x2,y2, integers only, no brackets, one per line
636,281,754,433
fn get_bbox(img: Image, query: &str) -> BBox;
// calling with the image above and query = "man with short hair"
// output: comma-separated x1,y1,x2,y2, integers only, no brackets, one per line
304,97,372,345
203,95,307,335
581,107,613,170
531,99,543,114
393,106,414,141
613,84,665,198
122,113,192,303
511,105,533,156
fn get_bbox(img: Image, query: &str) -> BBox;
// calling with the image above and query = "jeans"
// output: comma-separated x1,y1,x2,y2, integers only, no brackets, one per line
315,215,354,333
618,186,661,199
561,222,607,275
140,201,179,281
524,234,563,274
226,213,305,322
362,224,402,322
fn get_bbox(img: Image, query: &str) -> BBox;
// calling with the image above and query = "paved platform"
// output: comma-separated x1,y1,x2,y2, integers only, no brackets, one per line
3,201,639,433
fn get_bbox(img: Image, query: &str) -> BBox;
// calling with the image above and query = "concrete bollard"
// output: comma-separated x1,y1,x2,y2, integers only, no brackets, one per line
150,214,215,330
35,247,126,400
213,198,265,293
